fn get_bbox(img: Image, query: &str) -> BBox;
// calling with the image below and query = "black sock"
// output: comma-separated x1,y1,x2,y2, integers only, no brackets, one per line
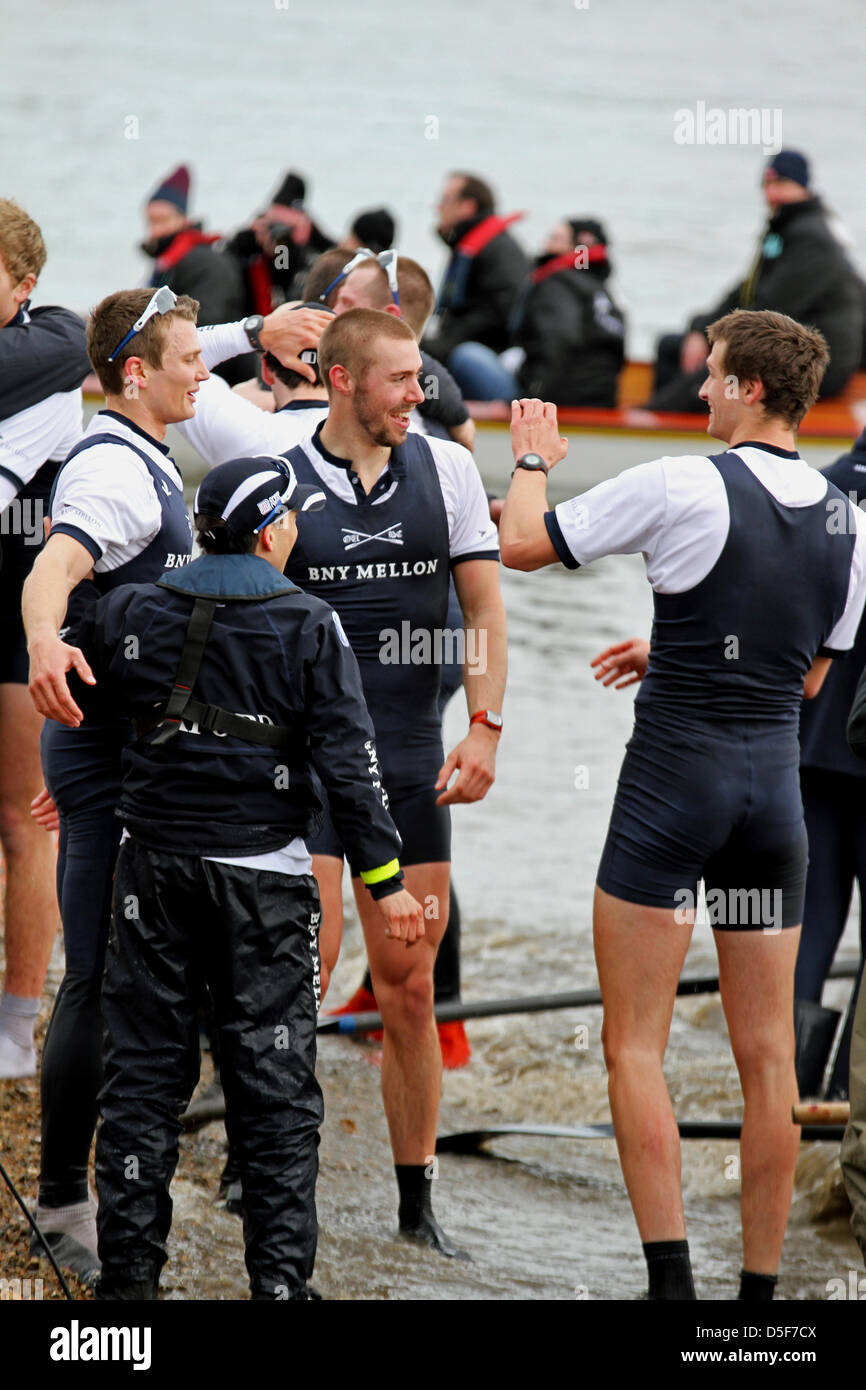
395,1164,433,1228
739,1269,777,1301
643,1240,696,1300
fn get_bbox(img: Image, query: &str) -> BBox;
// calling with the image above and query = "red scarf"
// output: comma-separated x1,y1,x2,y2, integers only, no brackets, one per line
154,227,221,273
531,245,608,284
455,211,525,258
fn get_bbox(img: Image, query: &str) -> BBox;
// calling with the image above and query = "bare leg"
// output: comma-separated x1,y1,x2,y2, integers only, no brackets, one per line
715,926,802,1276
356,863,448,1165
593,885,694,1241
312,854,344,1003
0,686,58,1069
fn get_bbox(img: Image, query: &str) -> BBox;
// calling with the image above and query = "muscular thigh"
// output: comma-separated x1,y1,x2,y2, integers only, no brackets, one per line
356,862,450,991
0,683,45,817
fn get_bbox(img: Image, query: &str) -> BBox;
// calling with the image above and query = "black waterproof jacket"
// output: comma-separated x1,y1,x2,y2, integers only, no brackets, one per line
76,553,402,871
692,198,864,397
422,214,528,361
512,255,626,407
0,305,89,420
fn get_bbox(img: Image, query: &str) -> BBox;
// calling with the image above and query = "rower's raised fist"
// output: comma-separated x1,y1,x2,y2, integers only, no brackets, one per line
510,398,569,470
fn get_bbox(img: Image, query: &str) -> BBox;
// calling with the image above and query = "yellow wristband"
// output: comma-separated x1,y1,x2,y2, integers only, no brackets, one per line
360,858,401,886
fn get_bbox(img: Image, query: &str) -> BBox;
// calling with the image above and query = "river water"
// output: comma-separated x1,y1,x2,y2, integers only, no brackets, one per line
4,0,866,355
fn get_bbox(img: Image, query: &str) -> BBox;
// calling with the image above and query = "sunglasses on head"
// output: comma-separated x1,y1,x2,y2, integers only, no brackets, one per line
107,285,179,363
319,248,400,310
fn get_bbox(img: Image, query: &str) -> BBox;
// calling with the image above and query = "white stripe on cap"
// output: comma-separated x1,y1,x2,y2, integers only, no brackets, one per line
300,490,326,512
222,470,287,520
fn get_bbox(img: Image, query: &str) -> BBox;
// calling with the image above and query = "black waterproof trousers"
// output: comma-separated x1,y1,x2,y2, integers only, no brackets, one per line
95,839,323,1299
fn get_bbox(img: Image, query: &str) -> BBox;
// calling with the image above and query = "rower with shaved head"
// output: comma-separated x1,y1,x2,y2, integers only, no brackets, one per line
282,307,506,1255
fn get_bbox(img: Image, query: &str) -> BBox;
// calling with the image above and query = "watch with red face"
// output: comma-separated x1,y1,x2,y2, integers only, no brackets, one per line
470,710,503,733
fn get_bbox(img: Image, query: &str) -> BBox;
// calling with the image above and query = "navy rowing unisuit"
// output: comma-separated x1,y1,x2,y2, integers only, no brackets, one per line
546,443,866,930
38,411,194,1211
283,422,498,868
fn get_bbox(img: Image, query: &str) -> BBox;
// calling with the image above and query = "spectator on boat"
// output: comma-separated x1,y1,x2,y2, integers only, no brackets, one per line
794,426,866,1101
142,165,245,328
226,170,335,316
421,172,528,401
648,150,864,412
343,207,396,255
510,217,626,408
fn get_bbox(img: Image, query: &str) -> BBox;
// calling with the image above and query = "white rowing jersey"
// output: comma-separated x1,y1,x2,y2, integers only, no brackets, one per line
50,411,185,573
547,442,866,652
0,390,83,512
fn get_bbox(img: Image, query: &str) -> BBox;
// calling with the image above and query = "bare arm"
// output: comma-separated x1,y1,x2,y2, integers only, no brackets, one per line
22,533,96,725
499,399,569,571
449,417,476,452
803,655,832,700
436,558,507,806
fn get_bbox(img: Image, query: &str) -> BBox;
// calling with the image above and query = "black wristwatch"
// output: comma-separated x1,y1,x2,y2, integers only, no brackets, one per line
513,452,549,476
243,314,265,351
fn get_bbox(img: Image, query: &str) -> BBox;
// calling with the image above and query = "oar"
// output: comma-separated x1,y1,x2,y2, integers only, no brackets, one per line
436,1119,847,1155
793,1101,850,1125
318,956,860,1036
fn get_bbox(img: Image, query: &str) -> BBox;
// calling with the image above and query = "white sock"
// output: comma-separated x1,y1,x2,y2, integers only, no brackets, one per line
35,1194,99,1258
0,993,39,1050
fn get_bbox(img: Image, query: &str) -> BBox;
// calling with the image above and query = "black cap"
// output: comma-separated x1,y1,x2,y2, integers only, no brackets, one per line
567,217,608,246
271,171,307,208
350,207,396,254
765,149,810,189
194,456,325,537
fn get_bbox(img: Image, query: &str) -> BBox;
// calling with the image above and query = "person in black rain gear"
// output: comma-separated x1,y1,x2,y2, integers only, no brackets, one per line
75,454,423,1300
649,150,864,412
511,217,626,407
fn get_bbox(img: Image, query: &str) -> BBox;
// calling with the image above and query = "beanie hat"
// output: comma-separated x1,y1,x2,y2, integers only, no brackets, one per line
148,164,190,212
271,171,306,209
350,207,396,254
567,217,608,247
765,150,810,189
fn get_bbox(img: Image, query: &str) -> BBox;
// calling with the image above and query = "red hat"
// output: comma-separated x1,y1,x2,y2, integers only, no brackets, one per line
148,164,191,213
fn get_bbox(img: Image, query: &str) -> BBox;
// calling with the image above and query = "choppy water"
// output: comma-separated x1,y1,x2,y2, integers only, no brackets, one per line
4,0,866,355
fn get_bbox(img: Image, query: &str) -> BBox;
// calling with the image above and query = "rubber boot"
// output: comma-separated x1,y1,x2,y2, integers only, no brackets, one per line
794,998,841,1097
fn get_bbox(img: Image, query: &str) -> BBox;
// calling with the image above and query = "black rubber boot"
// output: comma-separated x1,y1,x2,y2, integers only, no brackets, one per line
94,1273,159,1300
794,998,841,1097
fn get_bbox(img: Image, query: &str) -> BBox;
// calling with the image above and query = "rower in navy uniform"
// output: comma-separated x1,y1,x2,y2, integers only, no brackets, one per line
499,309,866,1300
21,286,327,1281
283,307,507,1255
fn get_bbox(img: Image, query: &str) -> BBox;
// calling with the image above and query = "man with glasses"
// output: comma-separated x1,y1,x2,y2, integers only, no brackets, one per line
22,285,329,1282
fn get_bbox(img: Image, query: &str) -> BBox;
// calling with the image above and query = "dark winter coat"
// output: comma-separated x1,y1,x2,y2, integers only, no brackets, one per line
422,213,528,361
692,197,864,397
512,250,626,407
